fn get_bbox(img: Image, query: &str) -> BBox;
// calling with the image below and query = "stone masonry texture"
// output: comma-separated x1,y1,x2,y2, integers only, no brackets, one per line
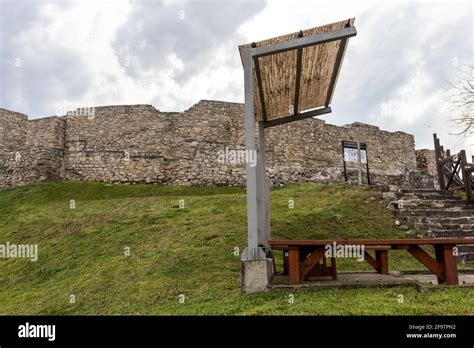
0,100,436,190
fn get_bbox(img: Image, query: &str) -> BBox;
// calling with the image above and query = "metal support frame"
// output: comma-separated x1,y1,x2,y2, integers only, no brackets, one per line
242,47,272,260
263,107,331,128
257,121,271,246
252,26,356,58
241,25,356,260
253,57,267,121
293,30,304,115
325,22,352,106
243,47,261,260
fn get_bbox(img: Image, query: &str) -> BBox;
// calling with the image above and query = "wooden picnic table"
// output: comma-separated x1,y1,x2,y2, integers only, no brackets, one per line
269,238,474,286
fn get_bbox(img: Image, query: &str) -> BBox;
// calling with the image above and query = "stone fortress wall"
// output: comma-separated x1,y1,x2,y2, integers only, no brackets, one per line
0,100,437,190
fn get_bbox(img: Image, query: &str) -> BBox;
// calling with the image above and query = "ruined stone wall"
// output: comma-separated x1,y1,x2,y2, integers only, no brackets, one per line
416,149,437,175
0,108,66,188
0,100,430,189
0,108,28,188
415,149,439,189
265,119,418,187
27,117,66,182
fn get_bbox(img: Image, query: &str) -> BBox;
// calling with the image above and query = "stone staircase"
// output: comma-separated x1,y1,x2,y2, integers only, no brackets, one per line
391,189,474,265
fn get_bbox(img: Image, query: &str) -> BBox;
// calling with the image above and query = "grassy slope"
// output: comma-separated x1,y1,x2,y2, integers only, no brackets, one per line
0,181,472,315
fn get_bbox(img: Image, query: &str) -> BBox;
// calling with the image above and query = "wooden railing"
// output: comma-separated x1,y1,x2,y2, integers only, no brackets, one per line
434,134,473,204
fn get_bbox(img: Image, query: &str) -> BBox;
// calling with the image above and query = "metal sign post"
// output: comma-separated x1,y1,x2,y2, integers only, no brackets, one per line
342,140,370,185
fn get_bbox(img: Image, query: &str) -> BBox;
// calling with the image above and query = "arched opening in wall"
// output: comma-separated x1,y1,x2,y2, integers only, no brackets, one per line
341,140,370,185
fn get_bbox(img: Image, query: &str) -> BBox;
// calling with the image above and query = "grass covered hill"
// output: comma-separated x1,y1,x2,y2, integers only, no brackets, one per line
0,181,472,315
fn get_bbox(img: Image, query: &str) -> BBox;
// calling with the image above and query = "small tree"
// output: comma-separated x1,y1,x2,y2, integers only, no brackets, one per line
449,64,474,136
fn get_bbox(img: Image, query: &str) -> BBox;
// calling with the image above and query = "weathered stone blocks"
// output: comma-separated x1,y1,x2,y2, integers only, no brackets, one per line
0,101,435,189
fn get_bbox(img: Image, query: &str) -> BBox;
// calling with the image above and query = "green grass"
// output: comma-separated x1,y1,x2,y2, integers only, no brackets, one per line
454,191,467,202
0,181,472,315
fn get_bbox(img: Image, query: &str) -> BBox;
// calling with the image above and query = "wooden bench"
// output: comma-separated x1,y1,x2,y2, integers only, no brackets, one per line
269,238,474,286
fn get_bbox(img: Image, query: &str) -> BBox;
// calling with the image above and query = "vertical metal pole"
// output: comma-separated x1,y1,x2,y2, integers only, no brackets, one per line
365,144,371,185
243,48,259,260
257,121,271,246
341,141,348,182
357,140,362,185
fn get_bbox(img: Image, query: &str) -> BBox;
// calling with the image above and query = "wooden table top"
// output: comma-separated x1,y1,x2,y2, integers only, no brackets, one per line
269,238,474,249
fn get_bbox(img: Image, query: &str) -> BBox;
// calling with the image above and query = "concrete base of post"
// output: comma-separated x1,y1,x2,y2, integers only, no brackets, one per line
240,249,275,293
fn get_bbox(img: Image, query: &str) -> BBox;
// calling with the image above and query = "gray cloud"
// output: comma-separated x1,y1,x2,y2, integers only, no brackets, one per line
112,0,266,84
0,0,93,117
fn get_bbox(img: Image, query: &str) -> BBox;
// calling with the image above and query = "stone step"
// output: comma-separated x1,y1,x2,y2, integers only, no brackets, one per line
459,253,474,262
399,209,474,218
400,189,453,194
398,193,462,201
405,216,474,224
394,188,474,265
414,223,473,231
458,245,474,253
398,200,474,209
429,230,474,238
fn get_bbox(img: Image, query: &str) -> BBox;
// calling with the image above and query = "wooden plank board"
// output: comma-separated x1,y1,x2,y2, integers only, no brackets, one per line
259,50,296,120
269,238,474,249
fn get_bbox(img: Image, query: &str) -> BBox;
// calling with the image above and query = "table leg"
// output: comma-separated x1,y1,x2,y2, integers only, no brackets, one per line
283,250,289,275
434,246,446,284
442,244,459,285
331,257,337,280
375,250,389,275
288,247,300,285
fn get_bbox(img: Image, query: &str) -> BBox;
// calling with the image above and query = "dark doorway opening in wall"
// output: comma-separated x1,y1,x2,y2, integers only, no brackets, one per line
342,140,371,185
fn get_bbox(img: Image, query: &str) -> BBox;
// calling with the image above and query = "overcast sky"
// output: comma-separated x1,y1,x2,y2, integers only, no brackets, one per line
0,0,472,157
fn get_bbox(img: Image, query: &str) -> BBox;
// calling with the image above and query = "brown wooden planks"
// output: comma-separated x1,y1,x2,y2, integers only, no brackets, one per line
239,18,355,121
268,238,474,249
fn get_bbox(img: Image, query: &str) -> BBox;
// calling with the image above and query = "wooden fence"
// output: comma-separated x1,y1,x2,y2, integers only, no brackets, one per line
433,134,473,203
